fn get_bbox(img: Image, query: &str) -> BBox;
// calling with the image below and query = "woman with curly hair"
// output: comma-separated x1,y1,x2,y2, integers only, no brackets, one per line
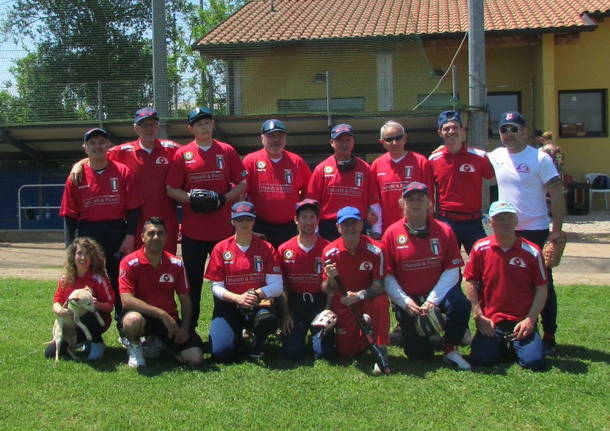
45,237,115,360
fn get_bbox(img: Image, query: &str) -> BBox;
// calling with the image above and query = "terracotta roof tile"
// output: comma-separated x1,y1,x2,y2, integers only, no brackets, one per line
196,0,610,47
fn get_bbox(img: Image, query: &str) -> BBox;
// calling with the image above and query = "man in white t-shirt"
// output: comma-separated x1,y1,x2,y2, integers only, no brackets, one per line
487,111,566,356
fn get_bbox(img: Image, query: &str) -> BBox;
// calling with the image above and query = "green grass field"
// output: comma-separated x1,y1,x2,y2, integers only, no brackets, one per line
0,279,608,431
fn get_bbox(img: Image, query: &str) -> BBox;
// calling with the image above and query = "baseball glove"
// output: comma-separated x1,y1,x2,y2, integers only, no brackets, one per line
311,309,338,331
415,307,445,339
542,231,567,268
189,189,226,213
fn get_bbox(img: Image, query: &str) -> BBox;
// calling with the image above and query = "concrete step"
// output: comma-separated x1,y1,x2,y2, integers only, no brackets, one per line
0,230,63,242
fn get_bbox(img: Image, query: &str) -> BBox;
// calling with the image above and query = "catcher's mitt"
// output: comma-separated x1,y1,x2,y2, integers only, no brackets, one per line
311,309,338,331
542,232,567,268
415,307,445,338
189,189,226,213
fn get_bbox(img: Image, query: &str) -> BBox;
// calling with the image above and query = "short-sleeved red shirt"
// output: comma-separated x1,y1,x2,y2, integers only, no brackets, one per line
464,235,547,323
278,235,329,294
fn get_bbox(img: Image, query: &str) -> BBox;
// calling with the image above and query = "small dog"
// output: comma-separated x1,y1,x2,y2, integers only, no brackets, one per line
49,287,105,361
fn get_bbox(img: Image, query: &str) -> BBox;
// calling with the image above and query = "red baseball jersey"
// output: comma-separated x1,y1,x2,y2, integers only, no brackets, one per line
382,218,463,297
118,248,189,319
60,160,143,222
166,140,248,241
205,235,282,295
53,270,115,326
322,235,385,309
278,235,329,294
108,139,181,250
370,151,434,231
428,145,495,214
243,148,311,224
464,235,547,324
306,156,379,221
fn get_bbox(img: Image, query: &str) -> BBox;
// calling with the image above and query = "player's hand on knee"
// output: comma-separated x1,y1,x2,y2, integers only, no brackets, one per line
474,314,495,337
160,312,178,338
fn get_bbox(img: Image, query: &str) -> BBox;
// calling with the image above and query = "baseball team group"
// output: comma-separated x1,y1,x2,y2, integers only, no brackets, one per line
46,104,566,374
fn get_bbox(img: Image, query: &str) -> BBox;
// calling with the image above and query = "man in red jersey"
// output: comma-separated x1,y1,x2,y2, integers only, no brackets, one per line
119,217,203,369
428,111,495,254
322,206,389,373
60,128,143,316
70,108,182,253
307,124,381,241
464,201,547,370
242,119,312,247
382,182,471,370
166,107,247,331
371,120,434,232
278,199,333,359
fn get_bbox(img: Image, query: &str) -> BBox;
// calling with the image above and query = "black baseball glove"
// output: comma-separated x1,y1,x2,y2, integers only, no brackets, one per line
189,189,226,213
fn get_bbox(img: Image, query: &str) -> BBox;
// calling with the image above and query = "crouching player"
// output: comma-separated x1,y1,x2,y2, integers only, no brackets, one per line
464,201,547,370
322,206,390,374
119,217,203,368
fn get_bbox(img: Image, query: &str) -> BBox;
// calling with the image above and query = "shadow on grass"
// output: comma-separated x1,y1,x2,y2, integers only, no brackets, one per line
547,343,610,374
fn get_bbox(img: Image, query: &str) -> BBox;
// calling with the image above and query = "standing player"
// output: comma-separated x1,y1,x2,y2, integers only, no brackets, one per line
70,108,181,253
488,111,565,356
60,128,142,317
429,111,495,254
464,201,547,370
322,206,390,374
205,202,283,361
277,199,332,359
166,107,247,331
307,124,381,241
382,182,471,370
242,119,311,247
119,217,204,368
371,120,434,231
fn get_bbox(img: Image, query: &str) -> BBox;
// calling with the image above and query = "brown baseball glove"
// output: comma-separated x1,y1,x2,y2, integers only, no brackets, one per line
542,232,567,268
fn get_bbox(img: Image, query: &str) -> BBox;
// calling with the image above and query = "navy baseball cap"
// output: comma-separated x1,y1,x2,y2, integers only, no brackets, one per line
499,111,526,128
336,206,362,224
134,107,158,124
231,201,256,219
295,199,320,216
83,128,109,143
402,181,428,197
261,119,287,134
330,124,355,139
437,110,462,129
188,107,213,125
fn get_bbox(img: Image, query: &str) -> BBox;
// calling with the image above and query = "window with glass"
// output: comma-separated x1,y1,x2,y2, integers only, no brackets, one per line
559,90,607,137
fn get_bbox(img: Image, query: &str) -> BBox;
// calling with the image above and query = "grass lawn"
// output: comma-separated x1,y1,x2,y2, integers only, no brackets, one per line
0,279,608,431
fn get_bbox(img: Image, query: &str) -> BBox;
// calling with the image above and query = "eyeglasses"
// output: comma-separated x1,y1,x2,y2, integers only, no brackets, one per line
382,134,404,143
499,126,520,134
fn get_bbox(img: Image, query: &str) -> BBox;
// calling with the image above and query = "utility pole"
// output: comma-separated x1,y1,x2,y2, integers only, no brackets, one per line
152,0,170,138
467,0,487,150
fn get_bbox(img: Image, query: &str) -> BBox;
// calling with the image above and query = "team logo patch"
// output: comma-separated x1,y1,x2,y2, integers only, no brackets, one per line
405,166,413,179
517,163,530,174
283,249,294,260
315,257,323,274
284,169,293,184
355,171,363,187
110,177,119,192
359,261,373,271
396,234,408,245
509,257,526,268
222,251,233,262
216,154,225,169
183,151,194,161
430,238,441,255
159,273,175,283
323,165,334,174
254,256,263,272
155,156,169,165
256,160,266,170
459,163,475,173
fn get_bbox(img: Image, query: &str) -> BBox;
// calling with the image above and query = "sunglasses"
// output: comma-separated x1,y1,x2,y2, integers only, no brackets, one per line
382,134,404,143
499,126,520,134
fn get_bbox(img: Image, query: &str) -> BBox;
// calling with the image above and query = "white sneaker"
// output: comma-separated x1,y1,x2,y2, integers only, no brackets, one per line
444,349,471,371
126,342,146,368
142,336,165,359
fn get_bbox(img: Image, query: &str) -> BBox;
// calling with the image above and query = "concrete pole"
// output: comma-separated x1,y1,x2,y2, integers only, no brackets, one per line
467,0,488,150
152,0,169,138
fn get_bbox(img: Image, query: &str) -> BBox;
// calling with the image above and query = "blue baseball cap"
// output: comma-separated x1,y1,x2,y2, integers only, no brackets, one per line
402,181,428,197
499,111,526,128
231,201,256,219
188,106,213,125
83,128,109,143
437,110,462,129
489,200,517,218
336,206,362,224
330,124,355,139
261,119,287,134
134,107,158,124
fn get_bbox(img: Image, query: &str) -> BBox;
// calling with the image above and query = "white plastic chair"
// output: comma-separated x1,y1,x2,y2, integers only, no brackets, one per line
585,173,610,209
